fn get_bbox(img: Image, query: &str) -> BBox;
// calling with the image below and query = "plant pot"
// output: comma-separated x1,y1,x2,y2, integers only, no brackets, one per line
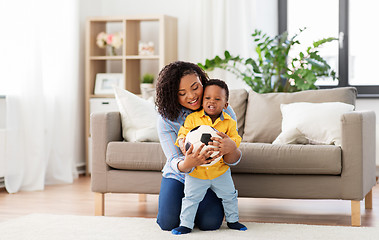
140,83,155,99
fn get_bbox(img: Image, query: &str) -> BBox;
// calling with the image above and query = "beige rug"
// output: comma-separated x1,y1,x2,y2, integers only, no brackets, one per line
0,214,377,240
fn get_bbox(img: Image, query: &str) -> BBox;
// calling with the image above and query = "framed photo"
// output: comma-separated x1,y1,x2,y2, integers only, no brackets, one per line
94,73,124,95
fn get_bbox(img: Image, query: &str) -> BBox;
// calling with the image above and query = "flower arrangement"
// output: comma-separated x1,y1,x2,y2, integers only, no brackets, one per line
96,32,123,55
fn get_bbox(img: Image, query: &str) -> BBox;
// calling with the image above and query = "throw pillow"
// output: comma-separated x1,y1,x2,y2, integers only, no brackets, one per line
242,87,357,143
229,89,248,137
273,102,355,146
114,87,159,142
272,128,309,145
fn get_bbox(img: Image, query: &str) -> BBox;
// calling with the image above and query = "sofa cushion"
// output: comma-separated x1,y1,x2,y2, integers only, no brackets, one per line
242,87,357,143
229,89,248,137
106,142,166,170
232,143,342,175
273,102,354,146
107,141,342,175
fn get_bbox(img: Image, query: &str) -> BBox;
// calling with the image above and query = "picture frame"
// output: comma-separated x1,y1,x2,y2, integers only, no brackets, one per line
94,73,124,95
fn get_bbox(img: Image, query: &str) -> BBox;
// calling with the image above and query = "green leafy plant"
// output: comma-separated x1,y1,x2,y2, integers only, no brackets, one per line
198,28,338,93
141,73,154,84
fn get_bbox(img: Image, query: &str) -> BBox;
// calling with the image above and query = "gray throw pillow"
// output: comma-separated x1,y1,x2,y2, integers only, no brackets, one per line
242,87,357,143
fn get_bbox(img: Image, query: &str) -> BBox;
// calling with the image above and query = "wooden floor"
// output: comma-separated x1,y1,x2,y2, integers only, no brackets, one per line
0,176,378,227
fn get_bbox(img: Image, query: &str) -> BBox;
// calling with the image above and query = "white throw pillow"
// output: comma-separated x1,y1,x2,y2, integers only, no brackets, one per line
114,87,159,142
273,102,354,146
272,128,309,145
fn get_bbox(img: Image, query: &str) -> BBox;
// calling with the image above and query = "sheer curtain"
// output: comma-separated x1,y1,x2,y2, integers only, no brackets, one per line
187,0,256,60
186,0,256,89
186,0,276,89
0,0,81,193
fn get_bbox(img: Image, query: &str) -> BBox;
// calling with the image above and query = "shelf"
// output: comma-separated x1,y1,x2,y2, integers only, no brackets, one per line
90,94,144,99
90,56,123,60
85,15,177,174
87,16,124,22
90,94,115,98
89,55,160,60
125,55,159,60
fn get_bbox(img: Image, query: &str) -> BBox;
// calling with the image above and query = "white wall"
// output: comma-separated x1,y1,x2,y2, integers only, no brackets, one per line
356,99,379,165
0,97,5,179
0,97,5,129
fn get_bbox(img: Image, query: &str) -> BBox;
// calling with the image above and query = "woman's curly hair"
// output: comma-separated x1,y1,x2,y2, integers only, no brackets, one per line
155,61,209,121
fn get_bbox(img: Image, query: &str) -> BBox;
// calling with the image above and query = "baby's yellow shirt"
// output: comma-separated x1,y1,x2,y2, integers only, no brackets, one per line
176,109,241,180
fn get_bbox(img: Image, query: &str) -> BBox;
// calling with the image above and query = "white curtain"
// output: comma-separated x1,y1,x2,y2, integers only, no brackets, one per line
187,0,256,60
186,0,277,89
0,0,81,193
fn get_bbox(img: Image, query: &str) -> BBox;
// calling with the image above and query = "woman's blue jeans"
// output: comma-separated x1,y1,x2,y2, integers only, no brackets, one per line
156,176,224,231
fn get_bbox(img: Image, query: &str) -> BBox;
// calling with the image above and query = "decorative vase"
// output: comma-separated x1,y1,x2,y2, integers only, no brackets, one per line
108,46,117,56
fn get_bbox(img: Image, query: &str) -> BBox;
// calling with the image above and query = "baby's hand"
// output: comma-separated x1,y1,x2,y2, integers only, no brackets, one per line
209,132,237,156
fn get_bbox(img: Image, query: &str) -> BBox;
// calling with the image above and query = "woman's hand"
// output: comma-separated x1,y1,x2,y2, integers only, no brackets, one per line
178,138,186,155
177,144,213,172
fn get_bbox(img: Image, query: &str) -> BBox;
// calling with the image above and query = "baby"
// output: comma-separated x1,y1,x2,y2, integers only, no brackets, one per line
172,79,247,235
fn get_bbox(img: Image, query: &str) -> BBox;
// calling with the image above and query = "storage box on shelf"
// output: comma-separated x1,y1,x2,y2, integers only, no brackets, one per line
85,15,177,174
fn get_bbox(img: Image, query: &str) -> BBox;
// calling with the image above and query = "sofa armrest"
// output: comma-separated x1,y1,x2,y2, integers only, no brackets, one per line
90,111,123,193
341,110,376,200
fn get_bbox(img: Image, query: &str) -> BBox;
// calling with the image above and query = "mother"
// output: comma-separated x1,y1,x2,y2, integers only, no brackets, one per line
155,61,242,231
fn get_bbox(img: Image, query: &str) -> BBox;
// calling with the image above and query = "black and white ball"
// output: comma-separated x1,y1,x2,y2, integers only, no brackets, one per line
184,125,222,166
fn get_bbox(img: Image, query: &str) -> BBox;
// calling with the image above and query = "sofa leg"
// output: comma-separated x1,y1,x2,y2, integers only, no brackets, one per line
95,192,105,216
365,189,373,209
139,194,147,202
351,200,361,227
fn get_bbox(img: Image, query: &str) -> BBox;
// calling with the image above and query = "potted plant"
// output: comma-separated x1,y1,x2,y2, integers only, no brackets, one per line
140,73,155,99
141,73,154,85
198,28,338,93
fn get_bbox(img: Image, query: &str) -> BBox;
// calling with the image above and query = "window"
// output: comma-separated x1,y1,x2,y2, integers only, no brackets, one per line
279,0,379,97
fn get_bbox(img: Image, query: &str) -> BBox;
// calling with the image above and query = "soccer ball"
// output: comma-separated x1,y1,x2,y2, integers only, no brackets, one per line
184,125,222,166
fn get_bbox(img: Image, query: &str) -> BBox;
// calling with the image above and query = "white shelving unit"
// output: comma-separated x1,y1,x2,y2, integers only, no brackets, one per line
85,15,178,174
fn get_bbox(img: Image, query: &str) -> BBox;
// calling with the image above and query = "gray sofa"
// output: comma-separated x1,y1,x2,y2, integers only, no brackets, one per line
91,87,376,226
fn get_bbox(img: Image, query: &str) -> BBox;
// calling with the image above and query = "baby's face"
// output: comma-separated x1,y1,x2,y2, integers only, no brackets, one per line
202,85,228,117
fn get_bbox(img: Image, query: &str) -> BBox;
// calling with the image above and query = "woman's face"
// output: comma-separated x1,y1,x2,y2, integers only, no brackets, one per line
178,74,203,111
